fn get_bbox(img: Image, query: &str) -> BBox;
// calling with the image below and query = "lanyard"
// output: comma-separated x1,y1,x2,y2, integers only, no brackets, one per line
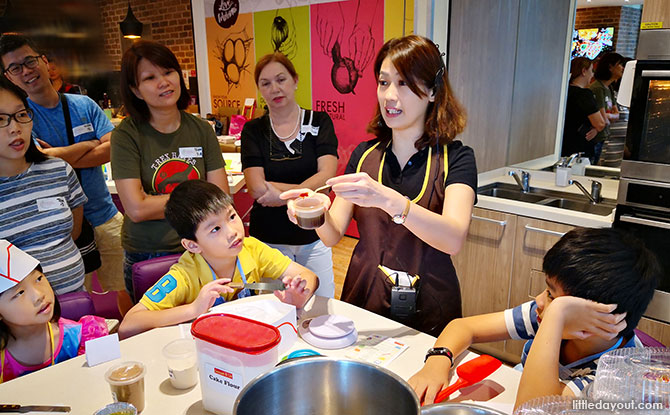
1,322,55,383
235,258,252,299
206,257,251,306
564,336,624,369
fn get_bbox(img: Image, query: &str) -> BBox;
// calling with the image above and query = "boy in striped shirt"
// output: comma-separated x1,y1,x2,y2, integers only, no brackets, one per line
409,228,659,408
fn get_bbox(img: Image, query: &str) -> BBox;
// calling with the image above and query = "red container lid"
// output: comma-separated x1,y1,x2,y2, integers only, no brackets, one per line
191,313,280,355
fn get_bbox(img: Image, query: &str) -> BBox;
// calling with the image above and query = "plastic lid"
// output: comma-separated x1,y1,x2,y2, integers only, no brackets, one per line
162,338,196,360
104,361,146,386
308,314,355,339
191,313,280,355
294,197,324,211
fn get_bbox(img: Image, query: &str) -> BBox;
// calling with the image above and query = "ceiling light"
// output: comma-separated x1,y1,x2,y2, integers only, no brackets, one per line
119,1,143,39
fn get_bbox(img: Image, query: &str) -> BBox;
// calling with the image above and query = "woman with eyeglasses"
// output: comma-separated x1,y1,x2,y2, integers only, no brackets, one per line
241,53,338,298
0,77,88,294
111,41,229,299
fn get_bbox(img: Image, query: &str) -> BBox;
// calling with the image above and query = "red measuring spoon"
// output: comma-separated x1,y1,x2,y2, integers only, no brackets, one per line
432,354,502,404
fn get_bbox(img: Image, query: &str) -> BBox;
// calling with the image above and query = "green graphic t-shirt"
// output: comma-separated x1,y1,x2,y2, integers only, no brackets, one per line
111,111,225,252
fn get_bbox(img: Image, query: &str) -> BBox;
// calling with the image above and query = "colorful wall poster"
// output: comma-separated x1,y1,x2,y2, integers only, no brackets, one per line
205,12,257,114
253,5,312,110
310,0,384,175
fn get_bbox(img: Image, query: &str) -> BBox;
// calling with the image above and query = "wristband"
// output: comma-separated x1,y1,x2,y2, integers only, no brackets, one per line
424,347,454,365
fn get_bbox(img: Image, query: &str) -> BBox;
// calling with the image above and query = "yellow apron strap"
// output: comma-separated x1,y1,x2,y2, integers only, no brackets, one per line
443,144,449,186
358,142,445,202
48,321,55,366
1,348,5,383
356,141,381,173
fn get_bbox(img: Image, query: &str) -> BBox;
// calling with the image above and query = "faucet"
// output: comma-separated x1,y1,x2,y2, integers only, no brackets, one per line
566,152,585,167
569,179,602,204
509,170,530,193
556,152,584,168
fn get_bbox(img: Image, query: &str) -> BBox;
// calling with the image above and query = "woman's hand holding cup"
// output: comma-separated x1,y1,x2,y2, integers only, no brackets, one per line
280,188,331,229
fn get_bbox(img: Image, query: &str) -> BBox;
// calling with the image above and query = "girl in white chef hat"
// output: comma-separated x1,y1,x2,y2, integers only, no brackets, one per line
0,241,108,383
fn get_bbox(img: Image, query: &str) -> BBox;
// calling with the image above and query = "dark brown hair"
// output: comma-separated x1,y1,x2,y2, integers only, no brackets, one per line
569,57,593,82
120,40,190,123
254,52,298,85
0,76,47,163
0,34,42,71
593,52,624,81
368,35,466,149
543,228,659,339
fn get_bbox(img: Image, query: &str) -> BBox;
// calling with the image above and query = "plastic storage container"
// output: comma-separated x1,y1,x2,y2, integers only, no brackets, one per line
592,347,670,408
191,313,281,415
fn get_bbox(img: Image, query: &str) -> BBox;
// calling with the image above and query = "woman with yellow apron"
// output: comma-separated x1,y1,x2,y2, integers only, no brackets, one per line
282,35,477,336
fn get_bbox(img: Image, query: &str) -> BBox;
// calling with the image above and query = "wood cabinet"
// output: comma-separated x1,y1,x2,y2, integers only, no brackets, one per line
452,208,517,356
505,217,575,359
453,209,574,363
637,317,670,347
641,0,670,28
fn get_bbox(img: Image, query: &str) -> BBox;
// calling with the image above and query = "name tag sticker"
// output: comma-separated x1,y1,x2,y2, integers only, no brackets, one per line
179,147,203,158
36,197,67,211
72,123,94,137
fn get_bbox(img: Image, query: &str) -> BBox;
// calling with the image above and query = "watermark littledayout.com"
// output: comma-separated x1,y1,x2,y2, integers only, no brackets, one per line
573,399,666,412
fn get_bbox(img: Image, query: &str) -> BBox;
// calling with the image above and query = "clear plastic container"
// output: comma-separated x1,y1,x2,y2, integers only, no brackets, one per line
104,361,146,413
162,338,198,389
592,347,670,408
513,395,612,415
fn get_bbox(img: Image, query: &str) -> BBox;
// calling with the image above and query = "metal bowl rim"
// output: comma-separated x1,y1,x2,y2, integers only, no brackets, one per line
233,356,421,412
421,402,508,415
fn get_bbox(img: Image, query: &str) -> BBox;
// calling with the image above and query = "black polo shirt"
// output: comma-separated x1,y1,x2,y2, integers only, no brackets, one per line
345,139,477,200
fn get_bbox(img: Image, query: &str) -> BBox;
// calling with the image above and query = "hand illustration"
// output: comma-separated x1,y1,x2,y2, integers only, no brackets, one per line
316,5,344,57
348,22,375,73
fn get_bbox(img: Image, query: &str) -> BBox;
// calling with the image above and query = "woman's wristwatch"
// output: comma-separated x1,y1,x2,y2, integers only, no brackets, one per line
392,196,411,224
424,347,454,365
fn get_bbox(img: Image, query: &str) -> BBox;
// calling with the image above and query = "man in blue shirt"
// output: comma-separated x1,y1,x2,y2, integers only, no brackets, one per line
0,34,124,291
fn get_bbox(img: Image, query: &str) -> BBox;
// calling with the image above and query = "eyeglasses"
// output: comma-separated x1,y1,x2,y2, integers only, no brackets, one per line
3,56,42,76
0,109,34,127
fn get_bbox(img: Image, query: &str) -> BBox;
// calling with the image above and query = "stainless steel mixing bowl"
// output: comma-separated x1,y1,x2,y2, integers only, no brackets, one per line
234,357,421,415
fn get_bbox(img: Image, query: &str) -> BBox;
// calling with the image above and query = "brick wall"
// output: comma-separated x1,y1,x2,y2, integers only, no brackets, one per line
96,0,196,72
575,6,641,59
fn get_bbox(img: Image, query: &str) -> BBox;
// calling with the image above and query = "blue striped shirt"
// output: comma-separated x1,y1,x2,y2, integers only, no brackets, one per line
0,158,88,294
504,300,640,396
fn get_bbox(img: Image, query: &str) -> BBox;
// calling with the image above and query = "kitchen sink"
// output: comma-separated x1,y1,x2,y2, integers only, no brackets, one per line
477,185,547,203
477,182,616,216
538,198,616,216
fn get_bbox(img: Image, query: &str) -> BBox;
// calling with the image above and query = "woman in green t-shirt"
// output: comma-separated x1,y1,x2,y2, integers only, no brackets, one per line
589,52,624,164
111,41,229,299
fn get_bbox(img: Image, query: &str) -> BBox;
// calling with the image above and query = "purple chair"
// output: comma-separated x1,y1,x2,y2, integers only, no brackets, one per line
58,291,96,321
634,328,666,348
131,254,181,303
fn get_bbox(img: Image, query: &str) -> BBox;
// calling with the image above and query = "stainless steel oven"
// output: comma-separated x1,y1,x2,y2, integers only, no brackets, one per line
621,60,670,182
614,178,670,324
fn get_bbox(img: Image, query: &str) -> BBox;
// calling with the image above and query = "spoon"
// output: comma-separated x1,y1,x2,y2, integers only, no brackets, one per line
432,354,502,404
299,184,332,198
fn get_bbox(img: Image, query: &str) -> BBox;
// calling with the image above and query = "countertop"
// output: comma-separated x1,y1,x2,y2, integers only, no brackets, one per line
0,295,520,414
476,167,619,228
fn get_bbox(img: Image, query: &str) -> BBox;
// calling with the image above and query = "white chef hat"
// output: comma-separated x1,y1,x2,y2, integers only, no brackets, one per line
0,240,40,294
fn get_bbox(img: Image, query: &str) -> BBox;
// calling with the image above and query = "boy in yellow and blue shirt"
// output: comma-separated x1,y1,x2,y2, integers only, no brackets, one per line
118,180,318,338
